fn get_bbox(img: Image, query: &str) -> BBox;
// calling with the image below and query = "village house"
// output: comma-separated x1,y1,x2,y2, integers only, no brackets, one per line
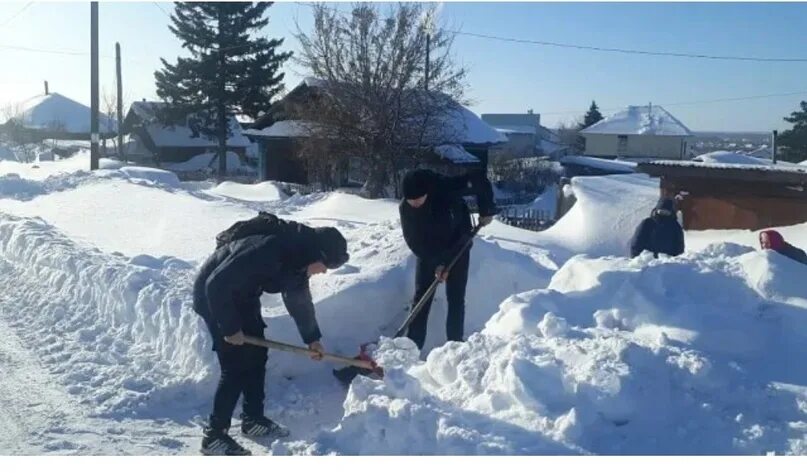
482,112,567,161
580,104,693,160
121,101,252,164
1,90,116,142
245,79,506,185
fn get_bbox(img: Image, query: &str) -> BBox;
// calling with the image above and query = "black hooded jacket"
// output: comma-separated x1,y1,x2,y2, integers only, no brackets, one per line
630,198,685,258
399,169,497,265
192,221,344,348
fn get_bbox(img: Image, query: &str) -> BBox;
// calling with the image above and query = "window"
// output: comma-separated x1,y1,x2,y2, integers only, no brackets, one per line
617,135,628,155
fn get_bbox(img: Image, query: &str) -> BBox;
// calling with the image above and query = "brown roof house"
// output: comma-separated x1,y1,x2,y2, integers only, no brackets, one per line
638,153,807,230
245,79,506,185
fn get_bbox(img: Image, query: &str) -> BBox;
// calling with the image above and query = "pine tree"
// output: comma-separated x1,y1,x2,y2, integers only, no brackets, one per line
779,100,807,163
155,2,291,176
579,100,604,130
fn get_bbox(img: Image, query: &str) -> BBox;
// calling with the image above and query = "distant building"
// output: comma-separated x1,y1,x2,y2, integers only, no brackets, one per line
2,92,116,141
482,112,567,161
122,101,251,164
580,105,693,160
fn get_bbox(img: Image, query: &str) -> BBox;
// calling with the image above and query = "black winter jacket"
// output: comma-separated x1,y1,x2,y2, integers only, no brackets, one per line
630,199,685,258
192,228,323,348
399,170,496,265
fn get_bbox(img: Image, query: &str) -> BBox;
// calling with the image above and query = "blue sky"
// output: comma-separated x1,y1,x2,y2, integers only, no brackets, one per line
1,1,806,131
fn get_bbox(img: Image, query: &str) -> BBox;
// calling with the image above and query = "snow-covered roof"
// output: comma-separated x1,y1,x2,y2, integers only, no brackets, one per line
495,126,537,135
12,93,116,134
443,106,507,145
559,155,637,173
539,139,567,155
128,101,250,148
692,151,802,169
243,120,315,138
434,144,480,164
581,105,692,137
639,159,807,186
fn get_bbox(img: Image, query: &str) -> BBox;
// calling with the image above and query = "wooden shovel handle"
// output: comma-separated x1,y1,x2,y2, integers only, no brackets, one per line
242,335,377,371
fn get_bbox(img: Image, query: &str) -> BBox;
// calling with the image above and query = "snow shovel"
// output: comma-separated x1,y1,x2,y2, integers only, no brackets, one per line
242,335,383,377
332,222,484,387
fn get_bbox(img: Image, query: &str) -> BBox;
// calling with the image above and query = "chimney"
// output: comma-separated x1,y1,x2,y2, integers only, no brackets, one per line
44,81,49,95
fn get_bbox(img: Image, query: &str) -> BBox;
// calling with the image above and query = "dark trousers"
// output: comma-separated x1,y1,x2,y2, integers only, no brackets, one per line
208,340,268,430
406,250,470,350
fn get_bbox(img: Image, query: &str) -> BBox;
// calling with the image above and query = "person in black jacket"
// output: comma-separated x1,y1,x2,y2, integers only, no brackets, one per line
193,221,348,456
399,168,497,351
630,198,685,258
760,229,807,265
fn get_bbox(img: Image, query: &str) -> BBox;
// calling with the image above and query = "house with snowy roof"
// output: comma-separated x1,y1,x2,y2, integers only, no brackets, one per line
1,92,116,141
122,101,251,164
482,112,568,161
245,78,506,184
580,104,693,160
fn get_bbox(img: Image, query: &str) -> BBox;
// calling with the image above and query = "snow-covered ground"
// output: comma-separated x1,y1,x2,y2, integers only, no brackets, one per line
0,151,806,455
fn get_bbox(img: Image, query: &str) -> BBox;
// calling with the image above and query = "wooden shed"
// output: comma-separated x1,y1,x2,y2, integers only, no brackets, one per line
637,161,807,230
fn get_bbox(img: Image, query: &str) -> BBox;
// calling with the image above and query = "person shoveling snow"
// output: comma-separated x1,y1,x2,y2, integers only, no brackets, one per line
193,213,349,456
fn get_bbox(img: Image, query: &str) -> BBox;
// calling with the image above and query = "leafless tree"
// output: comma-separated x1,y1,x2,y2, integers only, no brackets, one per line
102,87,130,158
293,2,469,197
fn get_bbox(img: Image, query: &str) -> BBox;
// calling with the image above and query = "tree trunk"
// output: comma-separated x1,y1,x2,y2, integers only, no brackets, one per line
216,9,227,178
363,159,387,199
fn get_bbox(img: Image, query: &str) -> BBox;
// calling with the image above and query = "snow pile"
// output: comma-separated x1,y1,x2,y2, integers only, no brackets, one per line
692,151,797,167
527,184,558,217
581,105,691,136
537,173,659,257
162,151,254,174
560,155,637,174
119,166,181,187
0,213,213,415
304,245,807,454
206,181,287,202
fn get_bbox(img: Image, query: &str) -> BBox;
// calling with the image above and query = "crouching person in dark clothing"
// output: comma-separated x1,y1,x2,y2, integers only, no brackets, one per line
193,221,348,456
399,169,497,351
760,229,807,265
630,198,685,258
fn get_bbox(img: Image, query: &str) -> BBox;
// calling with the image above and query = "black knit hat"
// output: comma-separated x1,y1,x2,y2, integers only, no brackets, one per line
402,169,432,200
313,227,349,269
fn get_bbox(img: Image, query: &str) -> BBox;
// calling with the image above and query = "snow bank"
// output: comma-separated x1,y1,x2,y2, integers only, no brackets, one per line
306,246,807,454
162,151,253,174
119,166,181,188
206,181,287,202
538,173,659,257
692,151,798,168
0,213,214,415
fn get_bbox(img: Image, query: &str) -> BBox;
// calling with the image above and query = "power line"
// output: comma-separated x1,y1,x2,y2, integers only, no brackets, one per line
295,2,807,64
0,1,33,28
451,31,807,63
152,2,171,19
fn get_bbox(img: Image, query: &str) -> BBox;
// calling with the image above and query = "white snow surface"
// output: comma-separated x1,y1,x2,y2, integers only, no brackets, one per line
11,93,116,134
1,153,806,455
692,151,799,167
162,152,254,174
581,105,692,136
433,144,480,164
560,155,638,174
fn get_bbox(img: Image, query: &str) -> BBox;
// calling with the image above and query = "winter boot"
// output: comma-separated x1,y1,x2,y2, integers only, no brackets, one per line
200,427,251,456
240,414,291,439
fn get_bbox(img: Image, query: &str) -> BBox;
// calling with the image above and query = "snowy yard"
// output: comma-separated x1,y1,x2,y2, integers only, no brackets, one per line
0,152,806,455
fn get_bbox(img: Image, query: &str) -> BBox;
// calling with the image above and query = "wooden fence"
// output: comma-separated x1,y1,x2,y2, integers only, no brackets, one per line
496,206,554,232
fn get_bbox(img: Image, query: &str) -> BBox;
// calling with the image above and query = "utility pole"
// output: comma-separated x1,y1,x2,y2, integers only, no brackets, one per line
116,42,123,160
90,2,99,171
772,130,778,164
